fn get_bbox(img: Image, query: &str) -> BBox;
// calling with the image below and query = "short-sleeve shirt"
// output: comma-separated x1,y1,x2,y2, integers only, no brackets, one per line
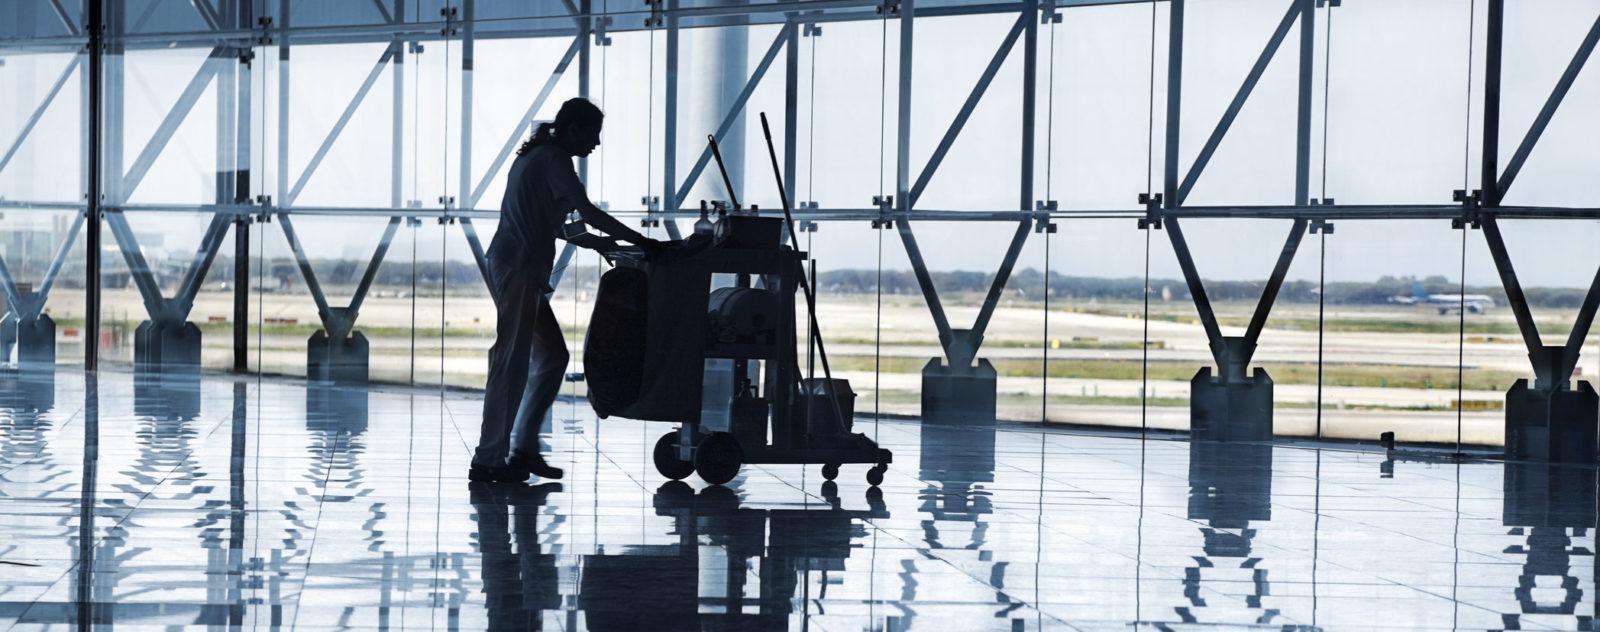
486,143,584,280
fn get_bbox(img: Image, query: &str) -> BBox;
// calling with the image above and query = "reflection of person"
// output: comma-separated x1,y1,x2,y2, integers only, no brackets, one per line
470,481,562,628
471,97,661,482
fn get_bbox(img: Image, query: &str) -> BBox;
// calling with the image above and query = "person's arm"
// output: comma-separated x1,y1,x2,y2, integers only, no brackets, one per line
574,198,653,246
545,154,659,249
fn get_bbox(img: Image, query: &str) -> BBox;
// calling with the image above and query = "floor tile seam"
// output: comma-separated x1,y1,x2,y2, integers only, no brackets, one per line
3,559,80,632
433,391,482,461
578,432,650,494
1396,578,1546,625
281,443,344,632
900,543,1087,631
0,400,85,478
759,466,1086,631
1284,502,1500,559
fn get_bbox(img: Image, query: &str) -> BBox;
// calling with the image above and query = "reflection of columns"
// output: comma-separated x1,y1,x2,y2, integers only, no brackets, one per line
73,372,100,625
1179,442,1276,625
1501,462,1597,627
684,0,747,200
0,372,56,484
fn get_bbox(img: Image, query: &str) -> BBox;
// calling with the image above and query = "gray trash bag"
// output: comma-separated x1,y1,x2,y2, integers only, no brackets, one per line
584,266,649,418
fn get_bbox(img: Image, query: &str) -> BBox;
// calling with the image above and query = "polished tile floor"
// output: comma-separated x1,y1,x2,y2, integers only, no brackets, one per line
0,368,1596,630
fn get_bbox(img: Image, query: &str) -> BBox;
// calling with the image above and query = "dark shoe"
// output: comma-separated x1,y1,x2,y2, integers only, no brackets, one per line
469,464,530,483
508,451,564,480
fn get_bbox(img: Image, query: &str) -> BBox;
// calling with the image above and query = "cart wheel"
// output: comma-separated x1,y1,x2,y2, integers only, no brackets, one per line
866,463,887,487
821,463,840,481
653,432,695,480
695,433,743,485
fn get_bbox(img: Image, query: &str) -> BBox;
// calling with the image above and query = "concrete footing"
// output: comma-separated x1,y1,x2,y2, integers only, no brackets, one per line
307,330,370,384
1190,367,1274,443
921,358,997,427
134,320,202,372
1504,379,1597,463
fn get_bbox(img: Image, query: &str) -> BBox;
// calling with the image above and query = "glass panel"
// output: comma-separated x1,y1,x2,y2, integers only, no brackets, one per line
1172,0,1301,207
1045,218,1151,429
1324,0,1477,205
1496,1,1600,208
1320,220,1468,444
0,46,86,368
1463,219,1600,450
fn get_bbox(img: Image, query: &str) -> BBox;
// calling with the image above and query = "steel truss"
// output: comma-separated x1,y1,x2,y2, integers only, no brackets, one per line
0,0,1597,433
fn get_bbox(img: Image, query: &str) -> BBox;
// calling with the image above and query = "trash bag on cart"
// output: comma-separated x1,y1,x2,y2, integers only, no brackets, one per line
584,266,649,417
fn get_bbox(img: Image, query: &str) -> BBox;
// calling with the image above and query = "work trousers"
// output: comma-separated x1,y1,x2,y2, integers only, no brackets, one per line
474,259,569,467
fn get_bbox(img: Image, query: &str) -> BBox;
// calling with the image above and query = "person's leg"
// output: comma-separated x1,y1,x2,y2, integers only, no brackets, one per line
507,298,568,479
473,261,538,471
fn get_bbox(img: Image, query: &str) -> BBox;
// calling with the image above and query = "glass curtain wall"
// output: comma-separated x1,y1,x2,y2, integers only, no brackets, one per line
8,0,1600,451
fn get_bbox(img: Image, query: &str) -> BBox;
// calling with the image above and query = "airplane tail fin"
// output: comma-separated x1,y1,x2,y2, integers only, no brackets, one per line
1412,280,1428,300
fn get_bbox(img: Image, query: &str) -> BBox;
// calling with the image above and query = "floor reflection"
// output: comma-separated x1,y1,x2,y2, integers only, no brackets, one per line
1179,442,1276,626
7,369,1600,628
1501,461,1597,629
581,481,888,630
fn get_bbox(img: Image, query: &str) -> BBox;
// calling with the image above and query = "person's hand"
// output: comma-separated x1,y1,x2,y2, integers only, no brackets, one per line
637,237,668,257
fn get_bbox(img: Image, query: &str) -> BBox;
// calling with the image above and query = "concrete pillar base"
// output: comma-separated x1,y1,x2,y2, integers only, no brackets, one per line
920,358,997,427
15,314,55,368
307,330,369,385
1504,379,1598,463
134,320,202,373
1190,367,1274,443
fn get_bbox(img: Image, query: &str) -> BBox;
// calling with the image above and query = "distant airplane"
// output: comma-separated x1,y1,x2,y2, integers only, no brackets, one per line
1390,280,1494,315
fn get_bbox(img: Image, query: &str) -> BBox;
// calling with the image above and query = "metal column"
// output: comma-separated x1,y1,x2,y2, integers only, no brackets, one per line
85,0,105,371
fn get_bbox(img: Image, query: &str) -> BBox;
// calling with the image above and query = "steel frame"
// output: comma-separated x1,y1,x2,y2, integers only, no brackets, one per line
1158,0,1316,374
1476,0,1600,391
0,0,1596,419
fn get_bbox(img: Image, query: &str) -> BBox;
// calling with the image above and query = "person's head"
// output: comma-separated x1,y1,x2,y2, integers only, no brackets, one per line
517,97,604,157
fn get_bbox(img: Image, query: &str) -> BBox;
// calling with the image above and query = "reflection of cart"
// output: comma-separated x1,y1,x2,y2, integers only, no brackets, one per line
580,115,891,487
579,482,888,630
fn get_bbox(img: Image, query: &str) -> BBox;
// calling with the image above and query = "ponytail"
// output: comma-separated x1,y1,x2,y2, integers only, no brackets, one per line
515,98,604,157
516,121,556,156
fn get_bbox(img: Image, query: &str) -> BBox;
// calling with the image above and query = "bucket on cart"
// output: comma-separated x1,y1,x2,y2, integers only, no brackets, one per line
794,378,856,437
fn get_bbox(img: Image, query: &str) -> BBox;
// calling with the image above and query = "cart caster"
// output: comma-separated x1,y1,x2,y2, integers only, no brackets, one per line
866,463,887,487
653,432,695,480
695,432,743,485
821,463,840,481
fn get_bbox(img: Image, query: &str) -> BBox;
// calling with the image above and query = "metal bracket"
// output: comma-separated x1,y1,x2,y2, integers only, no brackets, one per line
1137,193,1163,230
1040,0,1062,24
1315,0,1340,7
439,6,460,37
871,195,894,229
640,194,661,227
803,22,823,37
408,41,425,55
1034,200,1058,234
1308,199,1335,234
644,0,665,28
593,16,614,46
877,0,900,16
254,16,274,45
798,221,818,233
1452,189,1482,229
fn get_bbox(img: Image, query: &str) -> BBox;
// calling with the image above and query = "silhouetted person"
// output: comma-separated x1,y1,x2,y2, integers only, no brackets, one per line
471,97,661,483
